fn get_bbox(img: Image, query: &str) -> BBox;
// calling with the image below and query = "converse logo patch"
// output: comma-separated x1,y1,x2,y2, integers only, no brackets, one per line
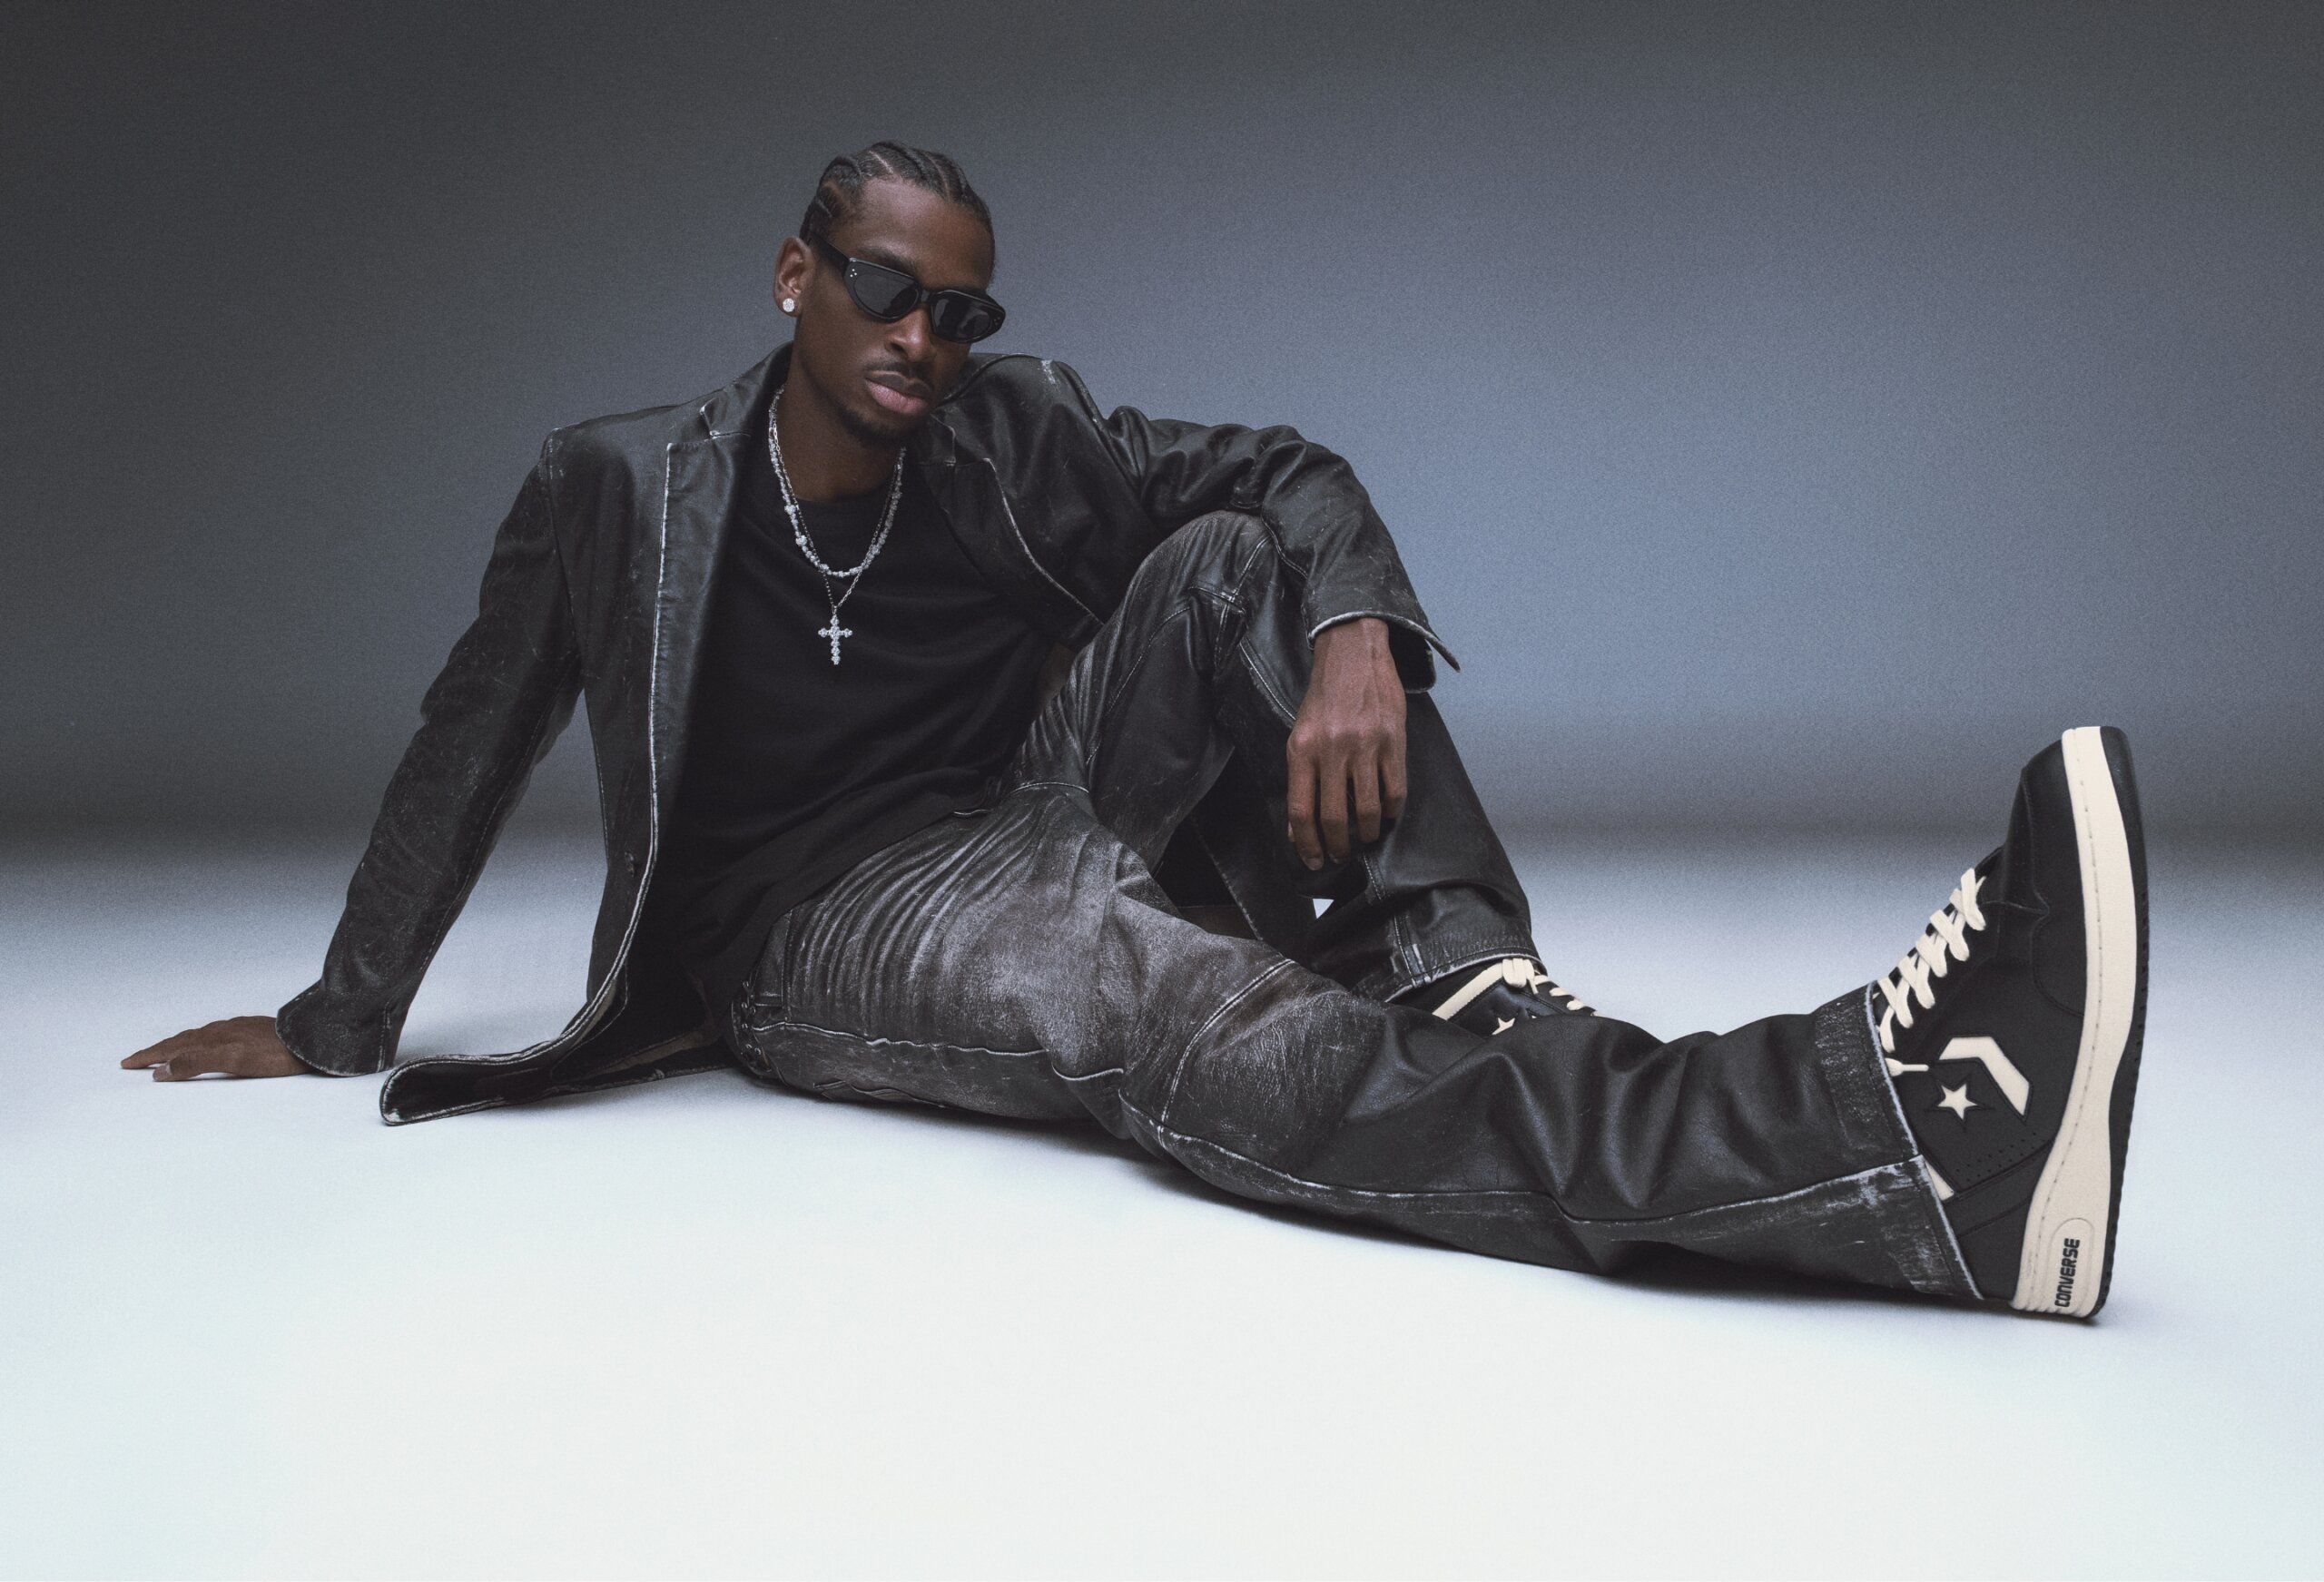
2049,1220,2094,1309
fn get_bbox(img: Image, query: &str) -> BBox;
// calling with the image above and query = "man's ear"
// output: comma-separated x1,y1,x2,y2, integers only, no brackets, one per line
773,236,811,309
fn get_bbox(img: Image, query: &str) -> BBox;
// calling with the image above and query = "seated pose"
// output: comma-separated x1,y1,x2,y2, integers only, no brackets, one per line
124,141,2150,1319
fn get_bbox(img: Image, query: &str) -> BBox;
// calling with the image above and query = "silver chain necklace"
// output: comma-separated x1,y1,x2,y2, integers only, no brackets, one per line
767,379,904,664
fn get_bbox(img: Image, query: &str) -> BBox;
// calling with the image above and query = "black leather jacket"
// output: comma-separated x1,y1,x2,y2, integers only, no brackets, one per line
277,339,1457,1125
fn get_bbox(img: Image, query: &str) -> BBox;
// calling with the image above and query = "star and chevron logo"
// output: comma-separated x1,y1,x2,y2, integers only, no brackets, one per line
1888,1035,2032,1125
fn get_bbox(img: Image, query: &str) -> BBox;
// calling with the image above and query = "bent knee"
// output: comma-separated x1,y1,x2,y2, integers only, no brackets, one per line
1137,509,1280,594
1173,508,1273,558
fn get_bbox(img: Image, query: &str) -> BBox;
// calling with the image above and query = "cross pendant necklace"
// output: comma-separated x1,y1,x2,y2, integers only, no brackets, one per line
808,561,867,665
767,378,904,665
816,614,852,665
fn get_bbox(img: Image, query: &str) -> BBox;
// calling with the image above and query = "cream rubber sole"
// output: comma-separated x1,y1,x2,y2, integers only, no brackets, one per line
2011,726,2142,1317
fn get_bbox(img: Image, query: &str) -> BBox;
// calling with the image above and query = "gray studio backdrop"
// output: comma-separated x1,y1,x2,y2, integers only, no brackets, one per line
5,1,2317,843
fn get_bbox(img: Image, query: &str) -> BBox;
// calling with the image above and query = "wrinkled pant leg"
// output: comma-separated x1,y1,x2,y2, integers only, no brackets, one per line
741,787,1973,1299
1009,509,1541,1000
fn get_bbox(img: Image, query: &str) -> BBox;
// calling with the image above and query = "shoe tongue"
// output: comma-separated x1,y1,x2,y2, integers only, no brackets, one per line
1967,840,2045,977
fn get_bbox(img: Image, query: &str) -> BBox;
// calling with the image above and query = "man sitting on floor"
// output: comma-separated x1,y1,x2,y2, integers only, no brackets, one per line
124,140,2152,1320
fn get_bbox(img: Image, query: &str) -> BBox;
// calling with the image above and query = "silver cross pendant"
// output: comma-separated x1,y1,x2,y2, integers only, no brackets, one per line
818,617,852,665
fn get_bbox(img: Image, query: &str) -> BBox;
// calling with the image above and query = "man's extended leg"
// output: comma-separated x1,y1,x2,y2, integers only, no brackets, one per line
728,513,2154,1308
736,779,1974,1295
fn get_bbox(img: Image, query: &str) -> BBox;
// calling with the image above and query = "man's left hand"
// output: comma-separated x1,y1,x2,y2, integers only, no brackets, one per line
1285,616,1408,870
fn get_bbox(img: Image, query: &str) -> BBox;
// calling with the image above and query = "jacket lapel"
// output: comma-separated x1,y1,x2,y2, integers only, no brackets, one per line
914,409,1097,650
646,344,783,815
651,433,744,807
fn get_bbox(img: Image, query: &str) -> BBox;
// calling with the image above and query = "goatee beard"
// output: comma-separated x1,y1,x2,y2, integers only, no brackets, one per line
831,394,918,451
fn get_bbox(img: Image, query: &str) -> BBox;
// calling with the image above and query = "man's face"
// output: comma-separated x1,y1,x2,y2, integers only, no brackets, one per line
775,177,996,449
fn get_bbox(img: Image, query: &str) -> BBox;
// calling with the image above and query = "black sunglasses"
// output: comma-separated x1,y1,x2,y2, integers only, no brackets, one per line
803,231,1007,344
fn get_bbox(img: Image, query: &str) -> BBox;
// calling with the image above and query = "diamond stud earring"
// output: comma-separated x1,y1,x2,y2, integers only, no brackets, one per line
781,297,796,313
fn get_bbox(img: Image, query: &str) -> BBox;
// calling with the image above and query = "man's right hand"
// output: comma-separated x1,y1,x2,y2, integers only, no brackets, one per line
121,1016,315,1080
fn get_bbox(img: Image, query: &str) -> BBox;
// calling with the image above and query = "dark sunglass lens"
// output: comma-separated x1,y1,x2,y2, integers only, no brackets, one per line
845,261,920,320
931,293,1004,342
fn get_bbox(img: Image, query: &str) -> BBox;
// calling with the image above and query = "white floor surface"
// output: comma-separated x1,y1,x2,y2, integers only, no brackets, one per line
4,830,2319,1579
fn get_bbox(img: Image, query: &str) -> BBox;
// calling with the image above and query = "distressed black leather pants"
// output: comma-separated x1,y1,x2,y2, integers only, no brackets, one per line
729,512,1976,1298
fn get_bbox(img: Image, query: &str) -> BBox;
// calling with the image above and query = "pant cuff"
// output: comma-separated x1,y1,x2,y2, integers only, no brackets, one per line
1807,988,1982,1300
1356,938,1543,1005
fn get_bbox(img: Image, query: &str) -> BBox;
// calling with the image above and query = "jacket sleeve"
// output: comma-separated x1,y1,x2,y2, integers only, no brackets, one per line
1050,359,1460,688
275,438,584,1076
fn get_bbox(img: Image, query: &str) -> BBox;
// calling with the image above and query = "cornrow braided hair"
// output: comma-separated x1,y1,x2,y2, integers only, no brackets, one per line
799,140,995,262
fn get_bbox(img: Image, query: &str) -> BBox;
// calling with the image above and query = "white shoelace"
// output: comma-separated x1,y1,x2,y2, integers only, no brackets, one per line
1875,868,1987,1055
1433,956,1594,1020
1512,957,1594,1015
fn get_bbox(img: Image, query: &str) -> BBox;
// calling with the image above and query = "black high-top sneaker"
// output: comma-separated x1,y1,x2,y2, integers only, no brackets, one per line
1875,725,2149,1319
1403,956,1596,1037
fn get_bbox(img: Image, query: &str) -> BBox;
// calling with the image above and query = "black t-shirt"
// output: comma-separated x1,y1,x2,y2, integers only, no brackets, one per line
648,380,1058,1013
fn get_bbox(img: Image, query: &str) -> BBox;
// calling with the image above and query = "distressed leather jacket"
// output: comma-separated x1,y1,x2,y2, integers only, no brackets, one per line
276,339,1457,1125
